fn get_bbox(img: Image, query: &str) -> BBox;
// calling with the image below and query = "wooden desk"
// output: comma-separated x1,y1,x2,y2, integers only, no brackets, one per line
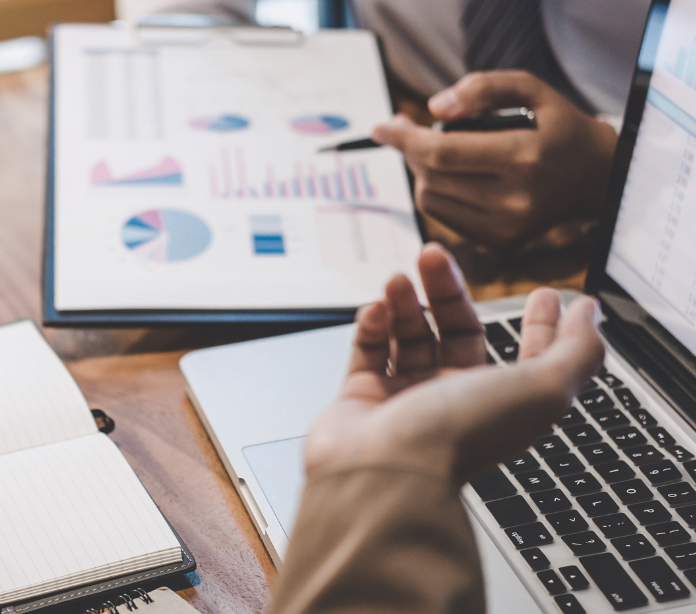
0,63,588,614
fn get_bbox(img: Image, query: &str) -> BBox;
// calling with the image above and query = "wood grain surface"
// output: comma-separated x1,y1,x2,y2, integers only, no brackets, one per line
0,59,589,614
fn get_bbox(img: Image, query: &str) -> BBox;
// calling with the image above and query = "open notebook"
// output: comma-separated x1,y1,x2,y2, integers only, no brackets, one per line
0,321,185,606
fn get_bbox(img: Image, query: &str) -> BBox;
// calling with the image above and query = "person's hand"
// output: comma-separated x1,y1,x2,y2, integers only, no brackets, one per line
305,242,604,485
372,71,618,249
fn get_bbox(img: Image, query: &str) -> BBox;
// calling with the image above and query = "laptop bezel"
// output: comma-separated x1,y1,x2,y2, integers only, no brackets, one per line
584,0,696,427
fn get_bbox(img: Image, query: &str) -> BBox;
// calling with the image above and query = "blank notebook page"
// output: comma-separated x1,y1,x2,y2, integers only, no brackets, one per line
0,433,182,603
0,321,96,455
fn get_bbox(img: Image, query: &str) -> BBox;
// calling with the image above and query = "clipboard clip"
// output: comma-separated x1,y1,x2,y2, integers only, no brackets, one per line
135,14,304,47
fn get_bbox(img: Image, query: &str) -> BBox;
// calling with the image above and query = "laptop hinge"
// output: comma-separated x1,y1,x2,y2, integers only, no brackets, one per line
601,318,696,430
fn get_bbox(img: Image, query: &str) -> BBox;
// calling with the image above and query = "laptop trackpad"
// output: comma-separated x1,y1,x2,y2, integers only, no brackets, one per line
243,436,307,536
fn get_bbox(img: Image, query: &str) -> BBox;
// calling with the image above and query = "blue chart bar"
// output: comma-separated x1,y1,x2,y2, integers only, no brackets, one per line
667,38,696,89
250,214,285,255
647,87,696,139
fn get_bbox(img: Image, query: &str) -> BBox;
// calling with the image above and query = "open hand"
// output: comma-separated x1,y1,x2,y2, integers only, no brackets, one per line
372,71,618,249
305,243,604,485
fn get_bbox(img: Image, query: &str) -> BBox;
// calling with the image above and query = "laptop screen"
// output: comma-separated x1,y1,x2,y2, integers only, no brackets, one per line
604,0,696,356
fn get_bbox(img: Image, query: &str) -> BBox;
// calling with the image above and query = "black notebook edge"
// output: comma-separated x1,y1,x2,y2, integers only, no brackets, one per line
42,25,426,329
3,517,195,614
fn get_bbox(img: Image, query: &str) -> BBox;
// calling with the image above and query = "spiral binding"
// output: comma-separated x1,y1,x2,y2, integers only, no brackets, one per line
85,588,154,614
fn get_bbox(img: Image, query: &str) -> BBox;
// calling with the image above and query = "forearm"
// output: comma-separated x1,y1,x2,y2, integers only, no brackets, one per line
270,466,486,614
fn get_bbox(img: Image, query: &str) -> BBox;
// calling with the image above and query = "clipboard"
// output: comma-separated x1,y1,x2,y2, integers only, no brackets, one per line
43,20,425,328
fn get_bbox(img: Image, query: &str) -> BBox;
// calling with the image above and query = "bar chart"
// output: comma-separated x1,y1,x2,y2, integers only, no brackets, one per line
208,148,377,202
666,37,696,88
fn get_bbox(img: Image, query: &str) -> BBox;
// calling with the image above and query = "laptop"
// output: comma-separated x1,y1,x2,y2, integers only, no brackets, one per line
181,1,696,611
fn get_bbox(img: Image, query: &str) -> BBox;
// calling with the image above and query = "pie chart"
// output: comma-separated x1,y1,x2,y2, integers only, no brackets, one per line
122,209,211,263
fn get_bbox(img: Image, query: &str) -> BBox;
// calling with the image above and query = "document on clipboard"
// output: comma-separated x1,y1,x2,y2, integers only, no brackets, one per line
46,23,424,324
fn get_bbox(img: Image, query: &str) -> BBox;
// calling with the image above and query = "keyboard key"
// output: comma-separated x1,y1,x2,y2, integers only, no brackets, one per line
648,427,676,448
486,496,536,528
515,470,555,492
612,534,656,560
685,568,696,589
646,521,691,547
630,556,691,602
547,510,589,535
577,389,614,412
534,436,570,458
520,547,549,571
592,408,629,430
629,408,656,427
580,379,599,392
505,452,540,474
531,489,572,514
608,427,647,449
493,342,518,362
628,500,672,525
593,513,636,538
641,460,682,485
486,350,496,364
677,504,696,527
577,492,619,517
614,388,640,409
594,460,635,484
537,569,566,595
471,468,517,501
578,443,619,465
559,565,590,590
580,553,648,610
658,482,696,507
624,445,664,465
599,372,623,388
559,407,585,427
563,425,602,447
485,322,514,344
507,317,521,333
505,522,554,549
668,446,694,462
684,460,696,481
561,473,602,496
554,594,586,614
611,479,653,504
563,531,606,555
546,453,585,477
665,543,696,569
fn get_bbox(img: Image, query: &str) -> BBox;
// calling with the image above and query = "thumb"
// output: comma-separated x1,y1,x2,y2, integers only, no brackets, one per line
428,70,545,121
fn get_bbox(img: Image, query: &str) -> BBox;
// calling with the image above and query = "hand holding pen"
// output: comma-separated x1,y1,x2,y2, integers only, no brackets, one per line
333,71,617,250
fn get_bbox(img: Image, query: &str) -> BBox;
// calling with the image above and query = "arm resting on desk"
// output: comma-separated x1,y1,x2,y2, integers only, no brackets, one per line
270,466,485,614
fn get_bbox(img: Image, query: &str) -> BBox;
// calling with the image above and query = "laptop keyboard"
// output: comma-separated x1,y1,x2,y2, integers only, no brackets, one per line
467,316,696,613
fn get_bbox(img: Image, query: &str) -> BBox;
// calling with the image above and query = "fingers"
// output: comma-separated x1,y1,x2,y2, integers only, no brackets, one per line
413,188,521,248
418,243,485,367
519,289,561,361
373,117,525,174
538,296,605,396
385,274,436,374
428,70,546,121
348,301,390,375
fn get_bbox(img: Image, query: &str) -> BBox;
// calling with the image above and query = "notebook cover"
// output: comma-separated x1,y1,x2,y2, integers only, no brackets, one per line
0,518,196,614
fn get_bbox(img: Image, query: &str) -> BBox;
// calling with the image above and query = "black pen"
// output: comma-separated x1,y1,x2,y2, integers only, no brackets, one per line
318,107,536,153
